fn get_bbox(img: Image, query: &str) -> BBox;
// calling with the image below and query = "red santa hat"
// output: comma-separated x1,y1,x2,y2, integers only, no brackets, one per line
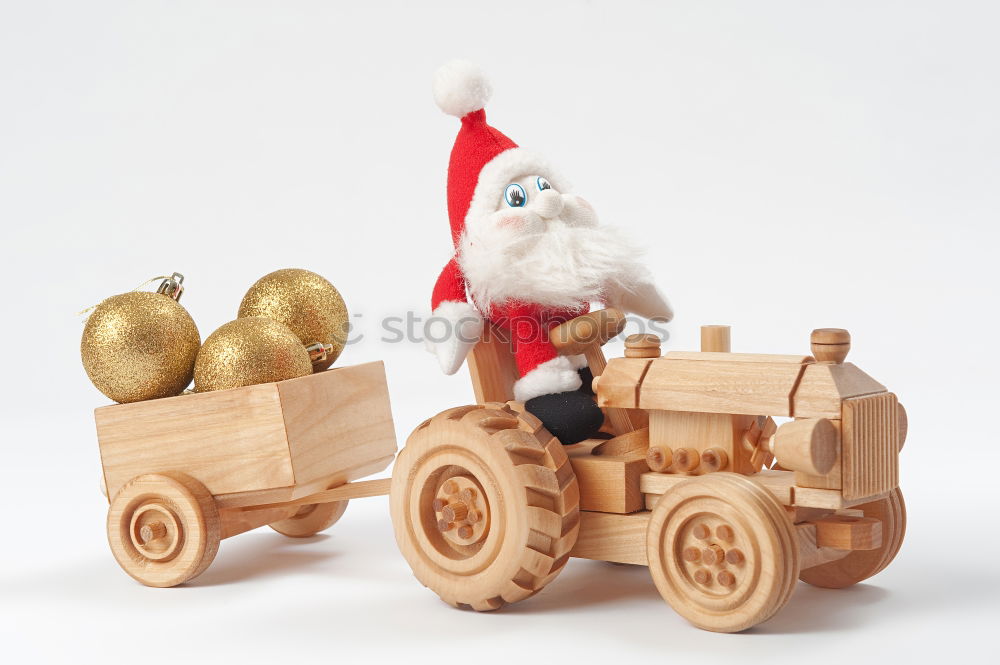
433,60,565,247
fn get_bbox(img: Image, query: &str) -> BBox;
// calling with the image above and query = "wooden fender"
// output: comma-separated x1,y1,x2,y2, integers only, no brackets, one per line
800,487,906,589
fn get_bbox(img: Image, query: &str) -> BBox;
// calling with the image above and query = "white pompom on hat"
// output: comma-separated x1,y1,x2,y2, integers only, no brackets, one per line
432,59,493,118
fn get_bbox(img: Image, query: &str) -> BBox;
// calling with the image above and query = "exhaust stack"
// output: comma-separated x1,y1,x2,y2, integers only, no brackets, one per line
701,325,731,352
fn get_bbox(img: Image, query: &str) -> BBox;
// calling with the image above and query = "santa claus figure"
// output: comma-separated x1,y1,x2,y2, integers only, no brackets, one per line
427,60,673,444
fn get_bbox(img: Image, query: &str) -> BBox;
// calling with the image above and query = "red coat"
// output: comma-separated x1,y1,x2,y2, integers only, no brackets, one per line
432,258,587,377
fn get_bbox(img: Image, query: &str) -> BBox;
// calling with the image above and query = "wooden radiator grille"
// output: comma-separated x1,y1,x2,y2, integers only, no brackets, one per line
842,393,899,500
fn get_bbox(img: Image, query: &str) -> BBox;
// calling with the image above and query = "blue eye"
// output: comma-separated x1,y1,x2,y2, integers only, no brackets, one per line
504,183,527,207
537,176,551,191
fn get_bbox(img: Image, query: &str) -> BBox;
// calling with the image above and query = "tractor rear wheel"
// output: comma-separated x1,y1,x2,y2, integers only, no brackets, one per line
799,487,906,589
390,403,580,611
647,473,799,632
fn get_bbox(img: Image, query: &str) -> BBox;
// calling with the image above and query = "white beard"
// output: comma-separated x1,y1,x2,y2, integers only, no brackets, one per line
457,205,652,313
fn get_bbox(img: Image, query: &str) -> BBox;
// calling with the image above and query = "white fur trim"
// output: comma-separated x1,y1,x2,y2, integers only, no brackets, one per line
566,354,588,370
433,60,493,118
462,148,567,234
426,300,483,375
432,300,482,331
513,356,582,402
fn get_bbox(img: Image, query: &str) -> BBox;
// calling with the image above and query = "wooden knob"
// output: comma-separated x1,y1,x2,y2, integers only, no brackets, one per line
646,446,673,473
725,548,745,565
441,502,468,523
700,447,729,473
673,447,700,472
625,333,661,358
139,520,166,544
811,328,850,364
718,570,737,587
703,544,725,565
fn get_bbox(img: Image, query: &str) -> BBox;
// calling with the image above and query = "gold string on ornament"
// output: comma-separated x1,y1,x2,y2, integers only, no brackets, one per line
76,273,183,319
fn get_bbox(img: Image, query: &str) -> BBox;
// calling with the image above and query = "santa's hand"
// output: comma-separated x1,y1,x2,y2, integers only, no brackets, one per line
425,301,484,375
611,281,674,322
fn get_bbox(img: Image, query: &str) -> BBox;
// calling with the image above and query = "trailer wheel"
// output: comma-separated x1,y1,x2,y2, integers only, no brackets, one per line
269,499,348,538
108,472,220,587
647,473,799,632
800,487,906,589
390,403,580,611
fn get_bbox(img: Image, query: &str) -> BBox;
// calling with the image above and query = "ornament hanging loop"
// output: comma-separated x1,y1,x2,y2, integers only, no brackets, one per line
306,342,334,365
157,273,185,302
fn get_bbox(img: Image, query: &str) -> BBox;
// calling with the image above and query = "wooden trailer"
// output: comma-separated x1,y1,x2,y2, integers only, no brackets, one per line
389,313,906,632
96,361,397,587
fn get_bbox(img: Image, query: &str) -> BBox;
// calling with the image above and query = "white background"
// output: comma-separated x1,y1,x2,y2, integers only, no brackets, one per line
2,1,997,662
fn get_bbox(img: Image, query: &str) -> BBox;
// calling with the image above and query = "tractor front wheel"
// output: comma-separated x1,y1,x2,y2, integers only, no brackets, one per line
647,473,799,632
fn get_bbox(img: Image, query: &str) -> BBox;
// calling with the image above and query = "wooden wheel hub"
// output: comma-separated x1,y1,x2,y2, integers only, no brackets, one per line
434,475,489,547
128,503,182,561
677,518,747,593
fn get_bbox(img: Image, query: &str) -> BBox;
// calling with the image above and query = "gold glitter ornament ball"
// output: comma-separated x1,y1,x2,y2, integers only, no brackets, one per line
238,268,349,371
194,317,312,392
81,291,201,403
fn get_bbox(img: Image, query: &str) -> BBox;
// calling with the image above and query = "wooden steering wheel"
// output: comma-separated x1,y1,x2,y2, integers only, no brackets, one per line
549,308,628,356
548,308,637,436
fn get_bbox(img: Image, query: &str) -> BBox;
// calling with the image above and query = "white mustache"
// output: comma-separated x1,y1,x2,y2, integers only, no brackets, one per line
458,210,650,314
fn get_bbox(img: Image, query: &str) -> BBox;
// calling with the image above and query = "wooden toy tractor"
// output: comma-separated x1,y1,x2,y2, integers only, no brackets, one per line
389,311,906,632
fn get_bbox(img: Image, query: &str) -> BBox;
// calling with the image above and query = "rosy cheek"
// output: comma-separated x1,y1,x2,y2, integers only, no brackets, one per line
497,215,526,230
